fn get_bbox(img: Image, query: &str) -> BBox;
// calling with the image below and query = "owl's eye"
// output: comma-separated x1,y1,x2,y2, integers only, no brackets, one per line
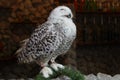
60,9,65,10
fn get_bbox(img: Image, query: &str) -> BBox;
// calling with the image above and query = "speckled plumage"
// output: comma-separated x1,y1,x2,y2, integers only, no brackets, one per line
16,6,76,78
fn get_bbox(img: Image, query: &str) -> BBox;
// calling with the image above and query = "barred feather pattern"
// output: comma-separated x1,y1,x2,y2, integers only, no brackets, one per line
16,19,76,64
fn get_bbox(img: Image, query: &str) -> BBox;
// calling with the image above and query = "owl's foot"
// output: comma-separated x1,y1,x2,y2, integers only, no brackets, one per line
40,66,53,78
50,63,65,71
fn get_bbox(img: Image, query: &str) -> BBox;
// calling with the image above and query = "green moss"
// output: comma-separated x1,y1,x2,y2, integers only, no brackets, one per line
35,67,85,80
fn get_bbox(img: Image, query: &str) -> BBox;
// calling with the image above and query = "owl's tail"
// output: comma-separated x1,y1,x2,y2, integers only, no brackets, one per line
15,39,30,63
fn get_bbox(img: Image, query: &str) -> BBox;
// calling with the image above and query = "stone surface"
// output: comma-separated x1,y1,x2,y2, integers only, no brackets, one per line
97,73,112,80
1,73,120,80
112,74,120,80
85,73,120,80
85,74,97,80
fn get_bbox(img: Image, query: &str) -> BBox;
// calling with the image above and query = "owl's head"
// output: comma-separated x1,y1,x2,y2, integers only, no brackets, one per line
48,6,73,20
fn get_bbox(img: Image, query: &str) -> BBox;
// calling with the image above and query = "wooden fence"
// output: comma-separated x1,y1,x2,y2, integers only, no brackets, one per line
76,12,120,45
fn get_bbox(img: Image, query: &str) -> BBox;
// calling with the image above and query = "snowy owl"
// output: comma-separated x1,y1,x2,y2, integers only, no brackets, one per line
16,6,76,78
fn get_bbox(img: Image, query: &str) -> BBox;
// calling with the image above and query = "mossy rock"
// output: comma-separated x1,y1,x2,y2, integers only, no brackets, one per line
35,67,85,80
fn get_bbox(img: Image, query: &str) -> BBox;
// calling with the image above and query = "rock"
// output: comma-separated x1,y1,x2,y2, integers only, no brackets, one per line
51,75,72,80
112,74,120,80
85,73,120,80
97,73,112,80
85,74,97,80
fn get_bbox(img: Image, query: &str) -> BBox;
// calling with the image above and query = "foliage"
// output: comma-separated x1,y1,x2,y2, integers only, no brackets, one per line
35,66,85,80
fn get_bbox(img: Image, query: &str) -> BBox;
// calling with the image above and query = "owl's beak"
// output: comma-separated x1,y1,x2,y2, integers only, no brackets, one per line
64,14,72,18
72,16,76,22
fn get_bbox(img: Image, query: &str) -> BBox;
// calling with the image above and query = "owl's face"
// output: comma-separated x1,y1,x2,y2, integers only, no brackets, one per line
48,6,73,19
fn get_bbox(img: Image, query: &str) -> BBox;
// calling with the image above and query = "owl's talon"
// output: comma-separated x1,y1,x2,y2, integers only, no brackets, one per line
40,67,53,78
50,63,65,71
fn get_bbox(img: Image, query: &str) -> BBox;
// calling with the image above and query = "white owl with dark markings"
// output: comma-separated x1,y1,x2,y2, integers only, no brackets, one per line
16,6,76,78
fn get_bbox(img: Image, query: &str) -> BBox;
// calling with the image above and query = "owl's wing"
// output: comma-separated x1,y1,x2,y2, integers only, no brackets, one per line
15,38,29,55
16,22,63,63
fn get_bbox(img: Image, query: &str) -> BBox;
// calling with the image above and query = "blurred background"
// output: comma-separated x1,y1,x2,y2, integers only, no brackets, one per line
0,0,120,79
